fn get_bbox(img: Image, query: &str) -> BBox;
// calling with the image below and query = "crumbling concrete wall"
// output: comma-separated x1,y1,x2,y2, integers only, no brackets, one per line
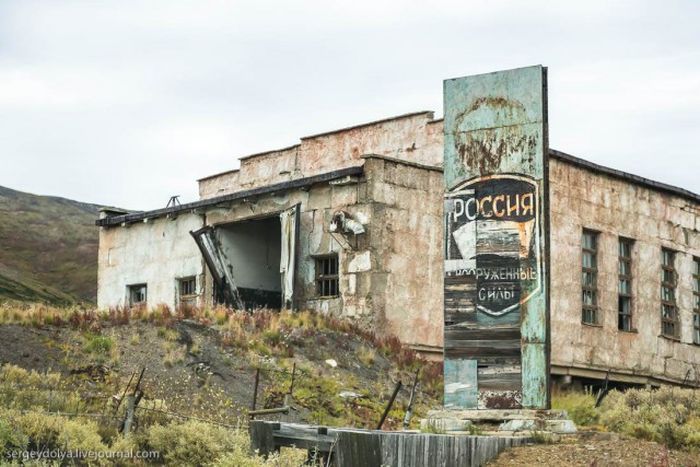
97,214,204,309
198,112,442,199
363,155,444,350
549,157,700,384
202,177,376,322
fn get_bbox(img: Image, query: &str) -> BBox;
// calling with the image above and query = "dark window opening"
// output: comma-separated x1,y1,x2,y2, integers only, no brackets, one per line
215,216,283,309
128,284,147,307
661,248,679,339
179,276,197,306
582,230,599,325
693,257,700,345
618,238,634,331
316,255,339,297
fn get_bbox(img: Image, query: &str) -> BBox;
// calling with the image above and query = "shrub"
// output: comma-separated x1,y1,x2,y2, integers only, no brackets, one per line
10,409,62,450
84,334,114,354
552,389,599,426
56,418,108,453
146,420,238,466
599,387,700,450
357,345,376,366
0,413,29,456
0,365,91,414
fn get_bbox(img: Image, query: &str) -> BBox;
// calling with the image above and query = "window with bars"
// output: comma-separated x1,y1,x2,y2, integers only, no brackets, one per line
128,284,147,307
315,255,339,297
693,257,700,345
178,276,197,306
582,230,599,325
661,248,679,338
618,238,634,331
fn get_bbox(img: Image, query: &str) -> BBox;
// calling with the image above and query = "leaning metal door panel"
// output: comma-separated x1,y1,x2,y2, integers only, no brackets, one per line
190,226,244,310
279,204,300,310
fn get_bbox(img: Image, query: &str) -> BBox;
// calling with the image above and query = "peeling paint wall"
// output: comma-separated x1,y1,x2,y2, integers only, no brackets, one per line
550,158,700,384
198,112,442,199
98,107,700,387
97,214,204,309
202,177,376,322
363,156,444,349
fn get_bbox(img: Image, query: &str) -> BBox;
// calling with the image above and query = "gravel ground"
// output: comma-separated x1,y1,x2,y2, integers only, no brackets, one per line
489,432,700,467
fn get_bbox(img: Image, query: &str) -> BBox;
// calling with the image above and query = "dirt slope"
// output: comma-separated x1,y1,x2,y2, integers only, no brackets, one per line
0,185,103,303
0,310,441,430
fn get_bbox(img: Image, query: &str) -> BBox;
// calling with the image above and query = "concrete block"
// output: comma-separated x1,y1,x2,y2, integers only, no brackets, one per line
420,418,472,432
348,251,371,272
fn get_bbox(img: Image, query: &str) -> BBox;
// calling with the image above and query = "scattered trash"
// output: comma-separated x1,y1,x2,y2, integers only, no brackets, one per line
325,358,338,368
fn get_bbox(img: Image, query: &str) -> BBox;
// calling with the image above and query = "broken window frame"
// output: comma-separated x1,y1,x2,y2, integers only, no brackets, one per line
693,257,700,345
315,254,339,298
618,237,634,332
128,283,147,307
581,229,599,326
178,276,197,307
660,248,679,339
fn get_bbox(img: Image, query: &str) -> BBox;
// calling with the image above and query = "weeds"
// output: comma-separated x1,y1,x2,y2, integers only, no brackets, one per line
357,345,377,366
599,386,700,450
530,430,555,444
83,334,114,355
552,388,599,426
0,365,304,466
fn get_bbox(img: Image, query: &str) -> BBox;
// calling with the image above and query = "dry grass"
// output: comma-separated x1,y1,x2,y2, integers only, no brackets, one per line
0,364,304,466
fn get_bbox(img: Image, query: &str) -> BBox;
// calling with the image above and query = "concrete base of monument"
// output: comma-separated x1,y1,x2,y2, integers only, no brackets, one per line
421,409,577,435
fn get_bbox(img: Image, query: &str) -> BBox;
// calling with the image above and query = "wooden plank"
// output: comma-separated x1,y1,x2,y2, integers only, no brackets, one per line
444,359,478,409
249,421,532,467
272,423,335,451
249,421,275,457
444,344,520,358
478,367,522,392
445,327,520,341
335,431,381,467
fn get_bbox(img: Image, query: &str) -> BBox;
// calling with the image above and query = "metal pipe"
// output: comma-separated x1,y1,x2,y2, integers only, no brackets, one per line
252,368,260,412
249,406,290,417
376,380,402,430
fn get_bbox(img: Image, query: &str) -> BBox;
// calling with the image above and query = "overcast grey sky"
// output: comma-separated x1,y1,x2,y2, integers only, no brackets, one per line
1,1,698,210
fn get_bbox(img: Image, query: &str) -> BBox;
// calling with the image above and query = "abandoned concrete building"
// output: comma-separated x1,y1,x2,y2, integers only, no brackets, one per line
97,110,700,388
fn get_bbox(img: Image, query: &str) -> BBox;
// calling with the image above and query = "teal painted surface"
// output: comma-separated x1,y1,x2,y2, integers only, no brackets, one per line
521,342,547,408
444,66,546,188
444,359,478,408
443,66,550,410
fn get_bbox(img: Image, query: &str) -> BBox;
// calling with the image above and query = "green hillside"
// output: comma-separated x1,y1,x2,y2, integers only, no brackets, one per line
0,185,102,304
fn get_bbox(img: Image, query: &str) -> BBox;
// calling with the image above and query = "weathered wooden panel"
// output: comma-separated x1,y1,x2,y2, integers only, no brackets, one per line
444,358,477,408
443,66,550,410
249,421,276,457
335,431,382,467
250,421,530,467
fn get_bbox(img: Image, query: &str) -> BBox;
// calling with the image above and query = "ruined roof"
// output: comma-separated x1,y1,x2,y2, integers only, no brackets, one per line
197,112,436,182
97,165,364,227
550,149,700,205
300,111,434,140
197,168,239,182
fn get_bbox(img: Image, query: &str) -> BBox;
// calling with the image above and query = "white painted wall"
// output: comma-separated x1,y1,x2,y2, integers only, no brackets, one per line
97,214,204,309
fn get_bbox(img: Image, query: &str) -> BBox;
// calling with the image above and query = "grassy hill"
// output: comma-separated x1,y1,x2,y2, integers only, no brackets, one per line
0,185,102,304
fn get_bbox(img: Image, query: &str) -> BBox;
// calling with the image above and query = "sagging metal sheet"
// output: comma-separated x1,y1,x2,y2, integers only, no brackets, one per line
443,66,550,410
279,204,300,309
190,226,245,310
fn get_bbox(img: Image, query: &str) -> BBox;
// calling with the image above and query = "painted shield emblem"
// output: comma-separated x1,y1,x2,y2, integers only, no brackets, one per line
444,174,542,317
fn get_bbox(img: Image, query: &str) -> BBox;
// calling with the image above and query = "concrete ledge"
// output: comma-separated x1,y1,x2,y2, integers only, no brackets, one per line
426,409,569,421
422,409,576,434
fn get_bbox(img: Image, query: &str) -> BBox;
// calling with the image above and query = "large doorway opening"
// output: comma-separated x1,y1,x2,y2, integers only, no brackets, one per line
190,205,299,311
216,216,282,309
